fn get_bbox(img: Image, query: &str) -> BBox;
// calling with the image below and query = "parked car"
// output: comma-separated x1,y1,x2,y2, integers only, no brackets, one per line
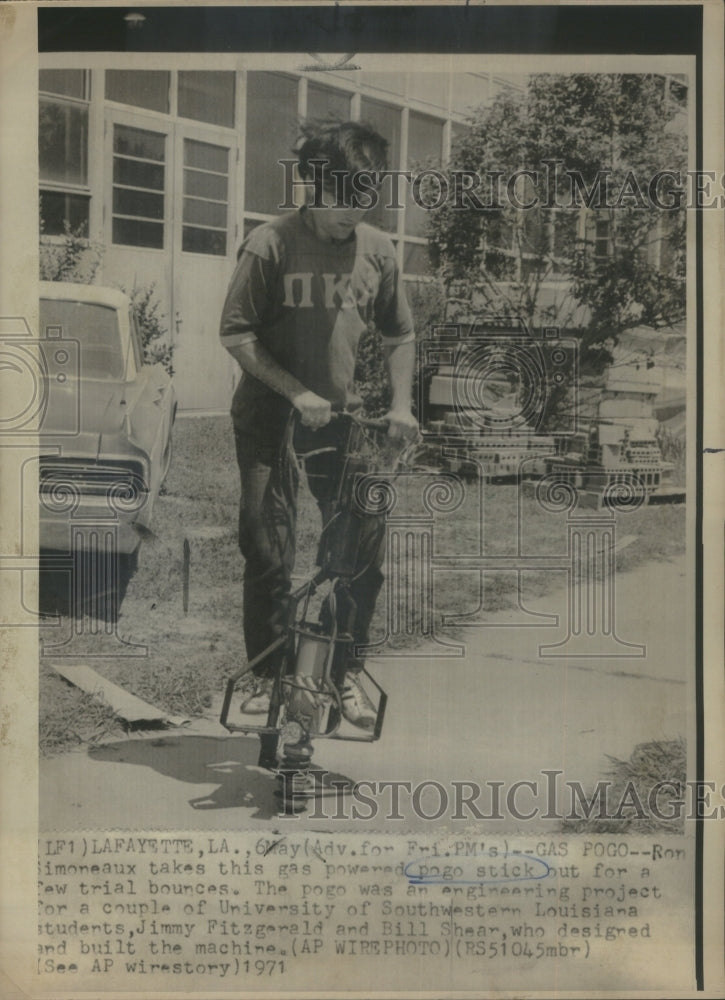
39,281,176,579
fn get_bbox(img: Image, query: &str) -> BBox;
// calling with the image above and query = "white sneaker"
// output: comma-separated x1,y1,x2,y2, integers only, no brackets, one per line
340,672,376,729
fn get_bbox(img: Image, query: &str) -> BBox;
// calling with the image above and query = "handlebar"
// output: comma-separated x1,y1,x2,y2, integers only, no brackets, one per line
331,411,390,431
292,408,390,432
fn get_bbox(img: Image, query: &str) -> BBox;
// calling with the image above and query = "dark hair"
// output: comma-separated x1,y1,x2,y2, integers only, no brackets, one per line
294,119,388,183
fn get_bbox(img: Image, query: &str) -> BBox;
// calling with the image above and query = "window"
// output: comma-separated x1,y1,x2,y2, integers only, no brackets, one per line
307,82,352,120
39,70,88,100
359,97,401,234
112,124,166,249
594,218,612,259
39,71,90,235
41,192,90,235
245,72,299,216
105,71,170,114
182,139,229,256
178,72,236,127
39,100,88,185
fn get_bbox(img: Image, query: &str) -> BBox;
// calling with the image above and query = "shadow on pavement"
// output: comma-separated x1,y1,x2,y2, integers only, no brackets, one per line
88,735,353,821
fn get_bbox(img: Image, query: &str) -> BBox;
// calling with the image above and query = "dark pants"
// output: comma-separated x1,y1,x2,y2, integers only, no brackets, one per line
234,420,385,679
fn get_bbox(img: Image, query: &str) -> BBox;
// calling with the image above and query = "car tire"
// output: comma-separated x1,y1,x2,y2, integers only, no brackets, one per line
74,546,139,624
40,542,140,623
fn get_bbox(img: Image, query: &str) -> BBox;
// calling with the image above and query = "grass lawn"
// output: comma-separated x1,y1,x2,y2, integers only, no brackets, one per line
39,416,687,756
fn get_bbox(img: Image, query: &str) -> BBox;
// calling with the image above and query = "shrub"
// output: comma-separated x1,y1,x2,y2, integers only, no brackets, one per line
127,283,175,377
39,218,103,284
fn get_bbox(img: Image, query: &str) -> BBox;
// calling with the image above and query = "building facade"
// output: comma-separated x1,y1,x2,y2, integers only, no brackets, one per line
40,66,527,413
39,66,686,414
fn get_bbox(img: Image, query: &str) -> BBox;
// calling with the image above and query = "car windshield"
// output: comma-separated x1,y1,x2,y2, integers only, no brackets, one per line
40,298,126,381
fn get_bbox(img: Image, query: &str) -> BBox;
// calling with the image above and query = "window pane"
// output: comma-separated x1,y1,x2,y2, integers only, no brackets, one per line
183,139,228,255
405,111,444,237
594,218,611,258
112,124,166,247
359,97,401,234
39,99,88,184
39,69,86,99
39,191,89,235
113,187,164,220
112,218,163,249
184,138,228,173
184,168,228,200
307,83,352,120
178,71,235,127
182,197,227,228
113,157,164,191
403,242,431,276
183,227,227,256
245,72,299,215
113,124,165,162
105,70,170,113
407,73,448,109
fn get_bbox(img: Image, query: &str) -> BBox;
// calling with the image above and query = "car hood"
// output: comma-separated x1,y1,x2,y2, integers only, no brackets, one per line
41,377,142,461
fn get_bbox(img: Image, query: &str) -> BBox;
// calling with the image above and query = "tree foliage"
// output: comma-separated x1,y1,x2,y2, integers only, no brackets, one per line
354,279,447,417
427,73,687,371
126,283,175,377
39,218,104,285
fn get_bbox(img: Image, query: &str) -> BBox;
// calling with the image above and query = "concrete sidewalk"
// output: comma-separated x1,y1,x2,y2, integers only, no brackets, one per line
40,554,688,832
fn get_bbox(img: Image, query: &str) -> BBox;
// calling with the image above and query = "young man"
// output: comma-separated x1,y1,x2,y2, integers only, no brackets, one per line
219,120,418,728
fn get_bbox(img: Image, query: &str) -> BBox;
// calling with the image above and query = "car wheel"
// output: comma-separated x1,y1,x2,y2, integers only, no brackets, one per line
73,545,139,624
